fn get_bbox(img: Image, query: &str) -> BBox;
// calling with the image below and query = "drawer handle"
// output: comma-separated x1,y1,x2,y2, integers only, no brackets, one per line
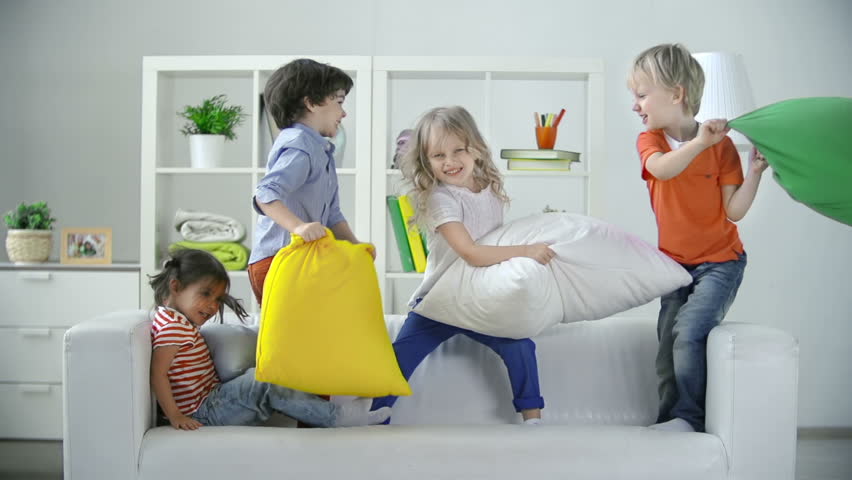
19,384,51,394
18,328,51,338
18,272,52,281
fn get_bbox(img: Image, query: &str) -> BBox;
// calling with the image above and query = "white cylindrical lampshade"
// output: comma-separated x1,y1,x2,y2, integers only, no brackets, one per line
693,52,754,146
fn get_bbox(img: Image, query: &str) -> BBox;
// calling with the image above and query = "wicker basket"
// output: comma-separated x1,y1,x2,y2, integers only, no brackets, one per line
5,229,52,263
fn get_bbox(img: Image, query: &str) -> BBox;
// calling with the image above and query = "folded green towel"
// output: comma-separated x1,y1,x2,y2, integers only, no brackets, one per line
169,241,250,271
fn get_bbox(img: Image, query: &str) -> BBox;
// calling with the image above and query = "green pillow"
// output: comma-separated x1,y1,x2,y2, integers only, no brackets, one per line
729,97,852,226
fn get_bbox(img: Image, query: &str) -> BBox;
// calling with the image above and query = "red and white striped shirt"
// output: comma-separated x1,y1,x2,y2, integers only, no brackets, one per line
151,306,220,415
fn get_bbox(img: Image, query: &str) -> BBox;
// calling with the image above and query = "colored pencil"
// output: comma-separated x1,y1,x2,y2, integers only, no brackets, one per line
553,108,566,127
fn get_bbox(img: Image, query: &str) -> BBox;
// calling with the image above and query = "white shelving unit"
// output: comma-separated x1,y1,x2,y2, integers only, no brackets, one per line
140,56,373,312
140,56,604,315
371,57,605,314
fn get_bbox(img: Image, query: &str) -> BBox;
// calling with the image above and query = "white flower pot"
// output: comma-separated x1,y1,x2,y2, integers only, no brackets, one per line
6,229,52,264
189,135,226,168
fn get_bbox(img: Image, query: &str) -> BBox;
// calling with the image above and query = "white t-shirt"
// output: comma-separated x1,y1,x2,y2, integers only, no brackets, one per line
407,183,505,308
664,132,688,151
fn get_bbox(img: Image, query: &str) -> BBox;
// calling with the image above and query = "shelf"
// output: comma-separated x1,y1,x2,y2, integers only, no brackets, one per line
143,55,604,316
150,268,248,277
155,167,358,175
386,272,424,279
0,263,141,271
156,167,261,174
387,168,588,177
502,170,589,177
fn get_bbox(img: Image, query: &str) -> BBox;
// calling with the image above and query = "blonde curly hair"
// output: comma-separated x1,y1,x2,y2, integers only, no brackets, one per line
398,106,509,229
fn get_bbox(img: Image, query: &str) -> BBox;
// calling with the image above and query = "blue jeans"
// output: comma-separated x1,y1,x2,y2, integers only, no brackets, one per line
192,368,339,427
371,311,545,417
656,252,747,432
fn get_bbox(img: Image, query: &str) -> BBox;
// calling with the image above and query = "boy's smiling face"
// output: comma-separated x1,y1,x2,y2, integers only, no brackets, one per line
630,74,686,131
306,89,347,138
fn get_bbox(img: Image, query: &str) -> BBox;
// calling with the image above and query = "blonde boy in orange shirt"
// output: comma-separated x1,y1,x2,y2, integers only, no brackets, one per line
628,43,768,432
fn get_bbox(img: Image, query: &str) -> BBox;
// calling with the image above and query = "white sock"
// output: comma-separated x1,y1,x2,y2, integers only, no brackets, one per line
334,398,392,427
523,418,542,426
649,418,694,432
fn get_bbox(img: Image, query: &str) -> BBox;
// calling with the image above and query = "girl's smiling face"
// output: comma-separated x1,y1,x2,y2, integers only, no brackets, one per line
427,130,479,191
167,276,226,327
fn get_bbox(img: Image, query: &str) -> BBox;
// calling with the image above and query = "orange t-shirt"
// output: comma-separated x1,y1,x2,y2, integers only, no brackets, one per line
637,129,744,265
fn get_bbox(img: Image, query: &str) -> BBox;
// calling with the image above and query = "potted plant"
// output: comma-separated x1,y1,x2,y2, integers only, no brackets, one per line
178,94,246,168
4,201,56,264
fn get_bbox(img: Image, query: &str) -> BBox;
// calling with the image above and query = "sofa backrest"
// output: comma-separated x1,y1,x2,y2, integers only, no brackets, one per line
385,315,660,426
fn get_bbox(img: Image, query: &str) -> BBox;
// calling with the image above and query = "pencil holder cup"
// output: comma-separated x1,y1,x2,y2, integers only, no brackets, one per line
535,126,557,149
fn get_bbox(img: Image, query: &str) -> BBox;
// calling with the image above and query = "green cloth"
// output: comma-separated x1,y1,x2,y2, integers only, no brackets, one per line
169,241,250,271
729,97,852,227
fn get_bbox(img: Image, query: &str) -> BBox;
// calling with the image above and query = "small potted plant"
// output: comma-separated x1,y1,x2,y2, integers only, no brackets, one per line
4,201,56,264
178,94,246,168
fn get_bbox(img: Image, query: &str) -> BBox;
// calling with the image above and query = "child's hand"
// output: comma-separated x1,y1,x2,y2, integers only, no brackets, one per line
696,119,730,147
363,243,377,260
168,414,202,430
524,243,557,265
749,147,769,175
294,222,327,242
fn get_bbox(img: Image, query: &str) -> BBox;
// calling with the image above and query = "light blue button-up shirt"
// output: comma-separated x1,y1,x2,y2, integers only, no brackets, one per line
249,123,345,263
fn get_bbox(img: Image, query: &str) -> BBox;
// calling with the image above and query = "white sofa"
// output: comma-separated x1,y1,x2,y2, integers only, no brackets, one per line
63,310,799,480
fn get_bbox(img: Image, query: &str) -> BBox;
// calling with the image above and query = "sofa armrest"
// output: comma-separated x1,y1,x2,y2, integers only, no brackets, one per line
63,310,153,480
706,321,799,480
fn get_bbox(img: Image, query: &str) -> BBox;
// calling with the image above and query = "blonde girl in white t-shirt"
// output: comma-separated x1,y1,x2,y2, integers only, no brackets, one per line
371,106,555,425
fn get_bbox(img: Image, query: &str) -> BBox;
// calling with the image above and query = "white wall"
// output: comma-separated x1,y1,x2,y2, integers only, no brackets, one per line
1,0,850,427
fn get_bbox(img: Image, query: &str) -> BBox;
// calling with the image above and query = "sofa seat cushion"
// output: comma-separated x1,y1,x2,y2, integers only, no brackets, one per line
139,425,727,480
383,315,660,426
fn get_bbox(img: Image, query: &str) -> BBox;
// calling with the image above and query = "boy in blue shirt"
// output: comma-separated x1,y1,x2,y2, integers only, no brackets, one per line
248,59,371,304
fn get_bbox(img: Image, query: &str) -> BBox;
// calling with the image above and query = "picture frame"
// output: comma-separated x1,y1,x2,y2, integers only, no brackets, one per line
60,227,112,265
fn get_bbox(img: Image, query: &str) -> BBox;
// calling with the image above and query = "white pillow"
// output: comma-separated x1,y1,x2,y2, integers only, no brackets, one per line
200,323,259,382
413,213,691,339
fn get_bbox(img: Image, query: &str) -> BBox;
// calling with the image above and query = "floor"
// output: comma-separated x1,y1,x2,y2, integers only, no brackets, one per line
1,431,850,479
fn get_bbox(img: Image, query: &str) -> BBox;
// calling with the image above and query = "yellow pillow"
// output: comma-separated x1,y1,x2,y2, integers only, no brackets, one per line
255,230,411,397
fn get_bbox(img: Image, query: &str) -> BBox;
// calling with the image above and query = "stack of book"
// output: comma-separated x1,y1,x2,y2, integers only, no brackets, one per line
500,149,581,171
387,195,428,273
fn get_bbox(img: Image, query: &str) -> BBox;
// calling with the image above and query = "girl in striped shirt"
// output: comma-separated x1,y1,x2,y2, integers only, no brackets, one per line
150,248,391,430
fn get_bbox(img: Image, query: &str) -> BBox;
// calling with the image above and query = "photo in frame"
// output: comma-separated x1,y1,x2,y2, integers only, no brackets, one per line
60,227,112,265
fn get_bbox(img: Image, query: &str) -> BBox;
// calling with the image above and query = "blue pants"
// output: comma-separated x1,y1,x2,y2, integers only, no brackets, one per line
371,311,545,415
192,368,340,427
656,252,747,432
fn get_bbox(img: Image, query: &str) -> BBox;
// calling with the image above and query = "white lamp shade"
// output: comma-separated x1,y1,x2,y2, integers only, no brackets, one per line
692,52,754,146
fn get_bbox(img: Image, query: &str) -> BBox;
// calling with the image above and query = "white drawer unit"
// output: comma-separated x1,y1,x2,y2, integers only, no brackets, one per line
0,383,63,439
0,327,66,382
0,264,140,439
0,269,139,327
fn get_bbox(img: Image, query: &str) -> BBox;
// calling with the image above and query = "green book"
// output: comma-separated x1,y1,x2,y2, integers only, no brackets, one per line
386,196,415,272
499,149,581,162
507,158,574,171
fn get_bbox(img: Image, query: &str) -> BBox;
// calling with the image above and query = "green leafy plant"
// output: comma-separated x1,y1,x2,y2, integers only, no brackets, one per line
177,94,246,140
4,202,56,230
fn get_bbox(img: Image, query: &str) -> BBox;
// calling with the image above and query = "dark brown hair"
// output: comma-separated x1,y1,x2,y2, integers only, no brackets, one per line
148,248,248,323
263,58,353,130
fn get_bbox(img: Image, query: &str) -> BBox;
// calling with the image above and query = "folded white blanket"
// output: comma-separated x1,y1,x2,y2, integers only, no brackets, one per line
173,208,246,243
